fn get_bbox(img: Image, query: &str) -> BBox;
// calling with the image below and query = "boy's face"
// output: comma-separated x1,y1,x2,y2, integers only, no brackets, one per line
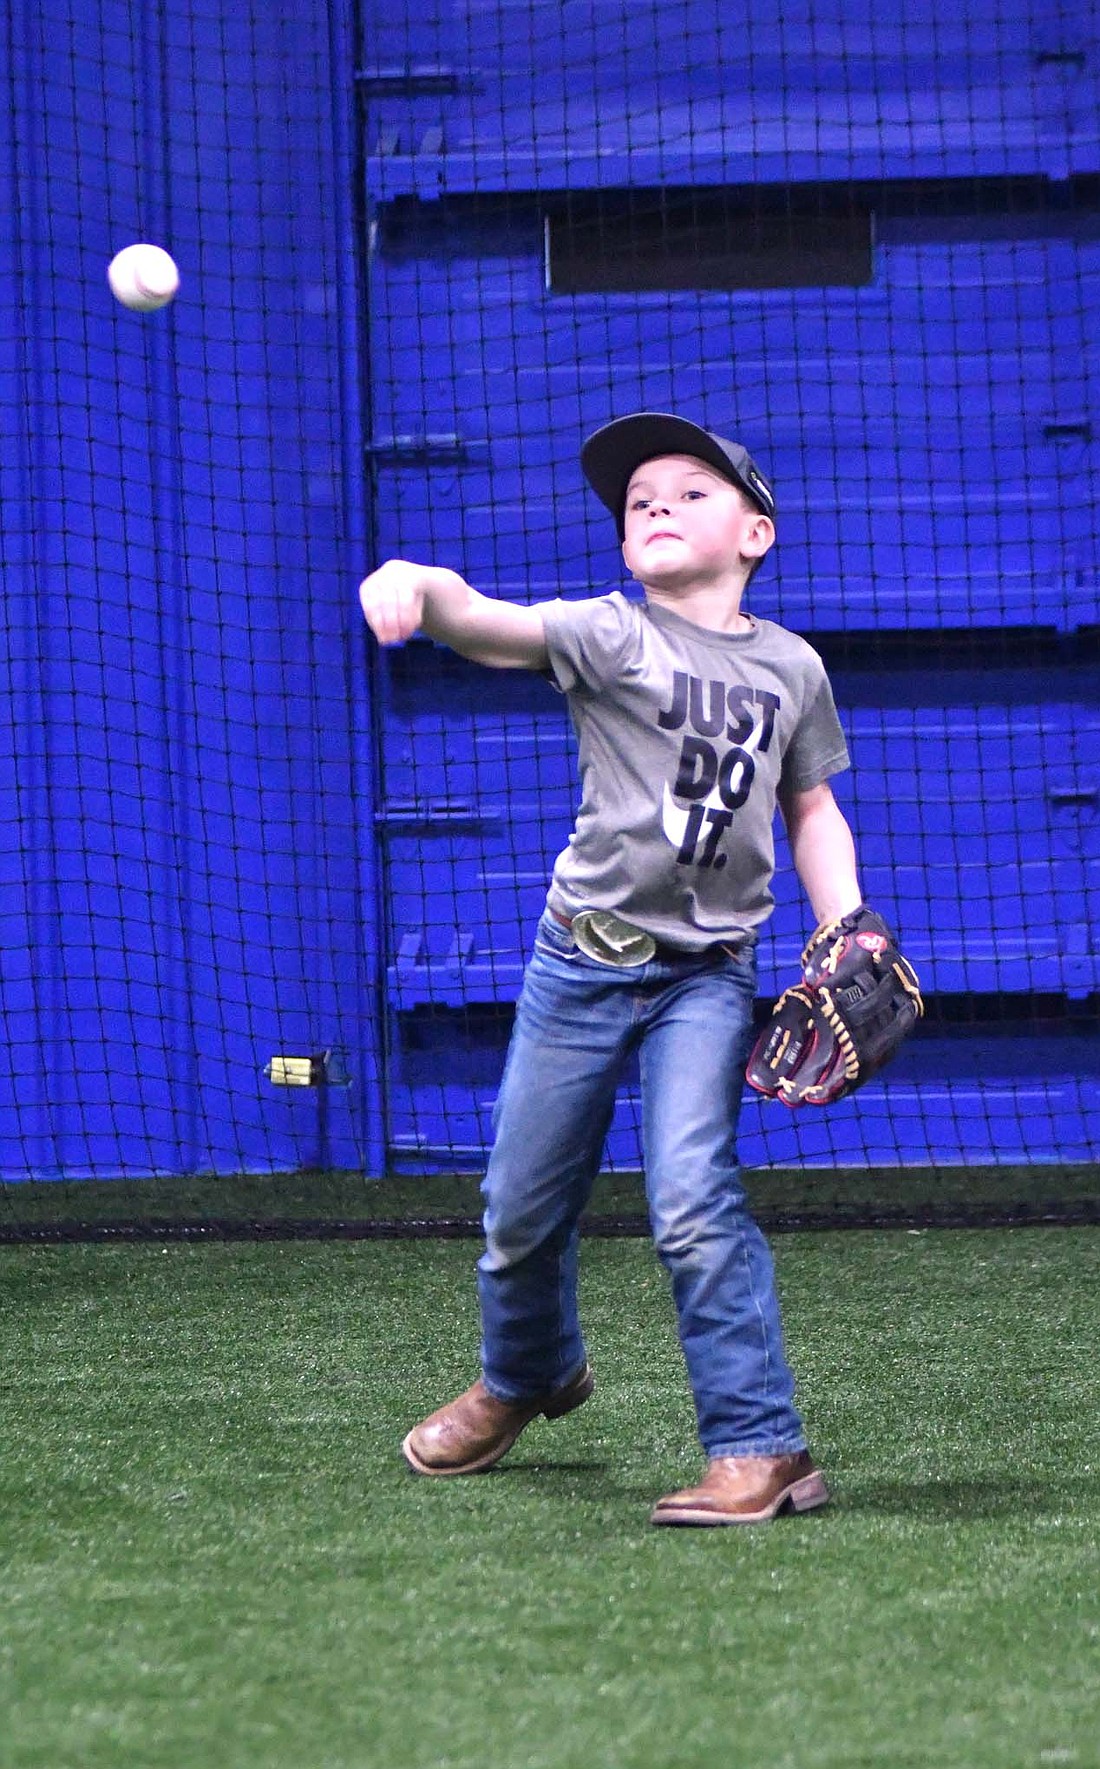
620,453,774,589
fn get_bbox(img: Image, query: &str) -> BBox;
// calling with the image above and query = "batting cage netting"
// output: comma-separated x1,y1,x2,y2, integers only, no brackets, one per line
2,1,1098,1235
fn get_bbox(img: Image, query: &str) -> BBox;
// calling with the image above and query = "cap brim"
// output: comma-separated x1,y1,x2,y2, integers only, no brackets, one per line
581,412,753,535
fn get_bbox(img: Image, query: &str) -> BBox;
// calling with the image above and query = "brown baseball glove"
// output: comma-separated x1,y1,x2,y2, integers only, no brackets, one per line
746,906,924,1108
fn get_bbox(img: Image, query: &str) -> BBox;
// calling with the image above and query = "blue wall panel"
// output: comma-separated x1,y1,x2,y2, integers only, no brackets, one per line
1,1,379,1180
6,4,1095,1179
363,5,1099,1170
368,213,1099,631
379,676,1100,1006
386,1023,1100,1172
363,1,1100,197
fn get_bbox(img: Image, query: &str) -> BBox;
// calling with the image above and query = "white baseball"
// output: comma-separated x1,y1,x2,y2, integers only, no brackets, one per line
107,243,180,312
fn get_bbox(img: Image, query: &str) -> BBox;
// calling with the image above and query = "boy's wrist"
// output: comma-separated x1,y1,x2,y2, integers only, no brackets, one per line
419,568,477,643
811,889,864,925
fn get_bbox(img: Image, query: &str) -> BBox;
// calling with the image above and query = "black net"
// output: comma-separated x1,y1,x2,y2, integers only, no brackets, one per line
2,1,377,1198
363,3,1100,1198
2,1,1098,1236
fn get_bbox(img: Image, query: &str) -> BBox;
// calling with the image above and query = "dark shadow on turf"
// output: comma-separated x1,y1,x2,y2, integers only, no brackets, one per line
492,1460,610,1482
848,1473,1100,1519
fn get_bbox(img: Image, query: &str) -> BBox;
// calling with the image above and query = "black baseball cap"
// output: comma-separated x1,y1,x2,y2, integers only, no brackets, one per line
580,411,776,539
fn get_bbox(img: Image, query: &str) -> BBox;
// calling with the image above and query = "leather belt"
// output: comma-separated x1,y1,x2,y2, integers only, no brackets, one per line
548,906,747,967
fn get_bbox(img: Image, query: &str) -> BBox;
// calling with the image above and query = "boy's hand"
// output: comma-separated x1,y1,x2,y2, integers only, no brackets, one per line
357,560,550,669
358,559,430,644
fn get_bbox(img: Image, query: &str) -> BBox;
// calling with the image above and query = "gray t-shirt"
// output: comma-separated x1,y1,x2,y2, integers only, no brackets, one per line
539,591,850,950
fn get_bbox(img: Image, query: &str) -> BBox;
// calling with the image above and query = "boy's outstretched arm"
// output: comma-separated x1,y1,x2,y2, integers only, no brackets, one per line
359,558,549,670
779,781,864,927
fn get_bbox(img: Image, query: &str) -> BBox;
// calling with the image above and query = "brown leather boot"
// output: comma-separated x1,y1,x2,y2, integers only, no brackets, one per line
402,1364,595,1476
650,1450,829,1526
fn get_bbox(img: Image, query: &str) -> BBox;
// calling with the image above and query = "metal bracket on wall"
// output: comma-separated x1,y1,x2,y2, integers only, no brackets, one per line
1042,422,1093,444
1032,50,1088,72
354,65,473,98
364,433,488,469
375,800,500,831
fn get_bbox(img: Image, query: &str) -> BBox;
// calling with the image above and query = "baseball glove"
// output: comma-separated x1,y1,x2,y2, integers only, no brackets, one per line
746,906,924,1108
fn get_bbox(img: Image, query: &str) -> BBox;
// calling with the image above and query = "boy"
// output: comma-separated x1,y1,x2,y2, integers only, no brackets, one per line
359,411,862,1526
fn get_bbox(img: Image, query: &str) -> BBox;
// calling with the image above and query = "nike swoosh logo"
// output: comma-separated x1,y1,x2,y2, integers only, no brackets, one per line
661,713,766,849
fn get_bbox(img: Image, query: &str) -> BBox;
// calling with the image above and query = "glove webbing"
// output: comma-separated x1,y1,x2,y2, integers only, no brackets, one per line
813,987,861,1085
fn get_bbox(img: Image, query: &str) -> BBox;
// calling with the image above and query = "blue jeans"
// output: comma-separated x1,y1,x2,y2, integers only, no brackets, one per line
477,910,807,1458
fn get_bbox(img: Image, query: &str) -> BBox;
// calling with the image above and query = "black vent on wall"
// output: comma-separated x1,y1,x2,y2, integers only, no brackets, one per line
545,187,874,292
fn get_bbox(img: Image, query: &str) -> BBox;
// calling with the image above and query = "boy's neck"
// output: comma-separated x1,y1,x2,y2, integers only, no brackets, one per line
642,578,753,634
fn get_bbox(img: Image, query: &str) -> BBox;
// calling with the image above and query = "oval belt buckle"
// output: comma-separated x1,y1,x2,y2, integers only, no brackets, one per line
571,909,657,968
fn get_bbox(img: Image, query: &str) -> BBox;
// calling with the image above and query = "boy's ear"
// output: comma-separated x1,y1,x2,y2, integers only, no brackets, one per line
744,513,776,560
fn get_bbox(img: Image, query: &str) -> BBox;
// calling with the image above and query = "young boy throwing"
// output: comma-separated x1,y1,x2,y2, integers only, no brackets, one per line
359,411,863,1526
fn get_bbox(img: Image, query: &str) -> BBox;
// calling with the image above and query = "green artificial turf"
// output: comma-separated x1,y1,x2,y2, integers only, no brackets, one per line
2,1228,1099,1768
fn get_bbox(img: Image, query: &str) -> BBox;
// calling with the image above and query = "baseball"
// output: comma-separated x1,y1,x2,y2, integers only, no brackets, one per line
107,243,180,312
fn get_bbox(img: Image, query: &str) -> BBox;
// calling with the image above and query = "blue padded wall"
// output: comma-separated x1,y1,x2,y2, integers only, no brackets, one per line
1,0,378,1179
362,1,1099,1170
364,1,1100,194
369,205,1099,632
3,3,1096,1180
381,672,1100,1006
